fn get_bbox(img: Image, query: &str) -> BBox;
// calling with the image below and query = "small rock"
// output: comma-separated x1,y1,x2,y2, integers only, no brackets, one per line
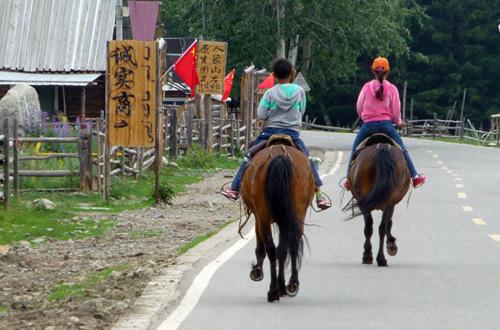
133,267,154,279
0,245,10,256
70,316,81,324
91,260,107,271
79,298,107,314
111,301,128,312
33,198,56,210
44,327,55,330
18,241,32,249
31,237,45,244
110,271,122,280
0,310,8,318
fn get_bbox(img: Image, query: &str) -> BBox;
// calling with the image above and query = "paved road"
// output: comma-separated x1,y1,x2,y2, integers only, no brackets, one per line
154,131,500,330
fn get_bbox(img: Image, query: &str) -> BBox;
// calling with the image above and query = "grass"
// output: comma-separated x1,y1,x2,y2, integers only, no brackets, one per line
0,150,239,246
47,263,131,302
177,220,235,255
418,136,500,147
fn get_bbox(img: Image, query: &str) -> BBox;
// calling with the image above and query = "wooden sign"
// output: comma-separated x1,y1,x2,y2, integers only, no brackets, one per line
107,40,157,147
196,41,227,95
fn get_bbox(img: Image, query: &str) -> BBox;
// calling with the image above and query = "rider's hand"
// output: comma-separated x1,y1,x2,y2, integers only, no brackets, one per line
397,121,406,129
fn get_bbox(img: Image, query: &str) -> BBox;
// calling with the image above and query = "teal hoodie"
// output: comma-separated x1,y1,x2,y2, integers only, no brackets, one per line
256,83,306,132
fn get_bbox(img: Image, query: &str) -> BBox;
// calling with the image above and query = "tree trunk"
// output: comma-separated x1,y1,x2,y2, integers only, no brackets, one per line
288,34,300,66
276,0,286,58
301,35,312,74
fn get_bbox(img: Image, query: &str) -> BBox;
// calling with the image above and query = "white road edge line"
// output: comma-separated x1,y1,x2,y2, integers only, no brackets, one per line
320,151,343,180
157,231,256,330
158,151,343,330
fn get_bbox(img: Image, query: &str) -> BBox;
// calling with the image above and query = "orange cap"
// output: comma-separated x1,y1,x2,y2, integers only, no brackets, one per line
372,57,390,72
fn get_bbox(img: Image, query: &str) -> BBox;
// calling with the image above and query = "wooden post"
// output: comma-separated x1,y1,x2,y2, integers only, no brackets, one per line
169,107,178,159
186,104,194,148
459,88,467,138
495,118,500,143
120,147,125,176
433,113,437,139
3,119,9,209
204,94,213,152
305,115,309,130
218,119,223,153
229,113,235,156
244,69,253,150
79,125,92,192
402,81,407,136
137,148,144,176
81,86,86,119
104,46,111,202
154,41,162,204
409,98,414,136
13,118,19,197
95,118,101,193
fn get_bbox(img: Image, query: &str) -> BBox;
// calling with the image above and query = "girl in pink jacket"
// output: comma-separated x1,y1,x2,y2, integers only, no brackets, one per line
343,57,427,190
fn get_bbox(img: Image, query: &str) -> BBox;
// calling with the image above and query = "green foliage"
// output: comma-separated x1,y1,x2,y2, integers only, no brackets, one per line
176,220,234,255
177,145,239,170
47,263,131,301
0,200,115,245
158,182,176,204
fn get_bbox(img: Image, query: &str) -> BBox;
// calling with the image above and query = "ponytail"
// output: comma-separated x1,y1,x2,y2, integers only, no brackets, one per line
375,70,385,101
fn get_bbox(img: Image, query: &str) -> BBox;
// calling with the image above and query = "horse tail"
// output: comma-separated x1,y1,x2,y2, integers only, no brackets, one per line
265,155,303,265
357,145,398,213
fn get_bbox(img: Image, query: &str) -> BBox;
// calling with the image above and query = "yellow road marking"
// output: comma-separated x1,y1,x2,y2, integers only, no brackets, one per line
447,170,454,174
462,206,473,212
454,177,462,181
452,173,459,177
442,166,448,170
437,160,444,164
489,234,500,242
433,154,439,158
472,218,486,225
456,184,463,188
457,192,467,199
427,150,433,153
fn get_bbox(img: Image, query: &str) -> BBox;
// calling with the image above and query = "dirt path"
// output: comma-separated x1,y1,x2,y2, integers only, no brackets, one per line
0,169,240,330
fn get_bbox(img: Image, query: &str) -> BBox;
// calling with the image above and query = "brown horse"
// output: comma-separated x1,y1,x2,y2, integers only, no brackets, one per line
345,134,410,267
240,140,315,302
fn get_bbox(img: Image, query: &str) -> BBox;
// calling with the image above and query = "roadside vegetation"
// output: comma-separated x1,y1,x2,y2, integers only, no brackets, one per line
0,146,239,246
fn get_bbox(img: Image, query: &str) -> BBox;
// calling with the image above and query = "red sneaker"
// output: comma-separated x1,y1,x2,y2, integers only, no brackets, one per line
412,175,427,188
316,193,332,210
220,187,240,201
343,180,351,191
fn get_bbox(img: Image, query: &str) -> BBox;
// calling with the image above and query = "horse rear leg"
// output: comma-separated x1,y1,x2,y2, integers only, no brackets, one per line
250,240,265,281
263,228,280,302
277,242,287,297
362,212,374,265
384,207,398,256
376,207,394,266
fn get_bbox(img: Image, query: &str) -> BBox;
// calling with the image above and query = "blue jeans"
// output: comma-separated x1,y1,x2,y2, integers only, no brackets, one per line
231,127,323,191
347,120,418,178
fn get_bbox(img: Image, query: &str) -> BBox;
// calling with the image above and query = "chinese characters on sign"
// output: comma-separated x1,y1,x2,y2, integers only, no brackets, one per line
108,40,157,147
196,41,227,95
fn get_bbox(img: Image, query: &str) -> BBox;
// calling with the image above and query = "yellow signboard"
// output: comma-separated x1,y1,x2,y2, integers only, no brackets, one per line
197,41,227,95
108,40,157,147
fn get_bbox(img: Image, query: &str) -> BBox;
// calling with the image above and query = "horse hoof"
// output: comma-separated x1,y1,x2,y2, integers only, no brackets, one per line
250,268,263,282
362,255,373,265
267,291,280,302
286,283,299,297
387,241,398,256
377,258,388,267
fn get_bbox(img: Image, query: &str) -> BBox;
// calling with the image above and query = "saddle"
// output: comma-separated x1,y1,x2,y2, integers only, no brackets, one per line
248,134,296,157
351,133,402,164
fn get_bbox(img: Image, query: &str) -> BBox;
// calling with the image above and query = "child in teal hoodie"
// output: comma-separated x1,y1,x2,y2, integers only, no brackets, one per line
221,58,330,210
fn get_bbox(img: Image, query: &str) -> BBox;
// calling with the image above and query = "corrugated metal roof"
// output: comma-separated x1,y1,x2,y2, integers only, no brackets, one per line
0,71,101,86
0,0,115,72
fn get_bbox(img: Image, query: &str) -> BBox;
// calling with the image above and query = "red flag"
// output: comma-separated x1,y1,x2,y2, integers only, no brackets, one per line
222,69,235,102
257,73,275,89
173,41,200,96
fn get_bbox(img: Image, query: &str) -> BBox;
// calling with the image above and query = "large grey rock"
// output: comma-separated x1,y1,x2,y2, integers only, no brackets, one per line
0,84,42,136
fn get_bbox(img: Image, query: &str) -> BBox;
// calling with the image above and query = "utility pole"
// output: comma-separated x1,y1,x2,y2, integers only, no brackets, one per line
116,0,123,40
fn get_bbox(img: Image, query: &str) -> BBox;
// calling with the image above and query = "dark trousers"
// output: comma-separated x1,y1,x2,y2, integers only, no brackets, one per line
231,127,322,191
347,120,418,177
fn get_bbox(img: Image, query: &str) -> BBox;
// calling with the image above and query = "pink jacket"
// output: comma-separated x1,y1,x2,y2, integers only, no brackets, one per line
356,80,402,125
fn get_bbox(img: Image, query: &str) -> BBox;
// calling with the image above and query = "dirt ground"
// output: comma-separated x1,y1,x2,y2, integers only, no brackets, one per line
0,169,240,330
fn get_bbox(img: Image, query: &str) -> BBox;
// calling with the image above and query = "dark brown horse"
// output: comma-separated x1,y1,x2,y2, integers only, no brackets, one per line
240,140,315,302
345,134,410,266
